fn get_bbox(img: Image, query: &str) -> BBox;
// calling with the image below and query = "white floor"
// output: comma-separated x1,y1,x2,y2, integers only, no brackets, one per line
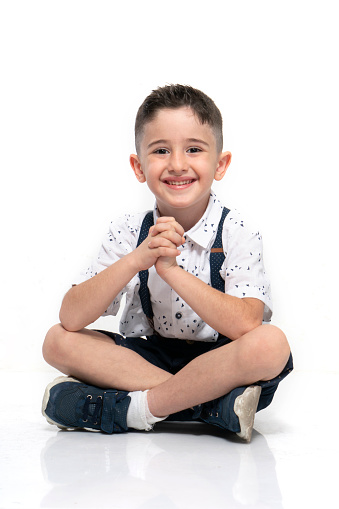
0,370,337,509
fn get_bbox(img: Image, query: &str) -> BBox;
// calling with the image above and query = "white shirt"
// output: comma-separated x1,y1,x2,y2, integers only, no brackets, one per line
75,191,272,342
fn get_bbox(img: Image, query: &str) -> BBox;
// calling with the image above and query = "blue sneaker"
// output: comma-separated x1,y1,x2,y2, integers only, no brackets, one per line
42,376,131,433
195,386,262,442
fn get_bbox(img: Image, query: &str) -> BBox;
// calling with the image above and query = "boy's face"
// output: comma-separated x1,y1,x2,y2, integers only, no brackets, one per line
130,107,231,226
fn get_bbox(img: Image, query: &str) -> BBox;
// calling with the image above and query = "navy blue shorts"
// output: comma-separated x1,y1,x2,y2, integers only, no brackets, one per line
95,330,293,413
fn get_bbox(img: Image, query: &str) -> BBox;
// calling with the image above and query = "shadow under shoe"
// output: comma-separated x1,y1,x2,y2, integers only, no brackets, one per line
42,376,131,434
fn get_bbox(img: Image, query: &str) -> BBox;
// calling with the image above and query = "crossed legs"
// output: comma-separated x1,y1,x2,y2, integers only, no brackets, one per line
43,323,290,418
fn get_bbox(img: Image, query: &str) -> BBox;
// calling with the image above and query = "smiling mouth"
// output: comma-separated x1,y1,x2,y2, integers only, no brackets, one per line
163,179,196,186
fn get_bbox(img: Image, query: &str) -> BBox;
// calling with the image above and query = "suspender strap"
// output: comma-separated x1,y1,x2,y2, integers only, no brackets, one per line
136,211,154,321
210,207,230,292
137,207,230,325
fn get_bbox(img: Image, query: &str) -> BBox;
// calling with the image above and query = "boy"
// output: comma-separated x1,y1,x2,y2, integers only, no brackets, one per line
42,85,293,442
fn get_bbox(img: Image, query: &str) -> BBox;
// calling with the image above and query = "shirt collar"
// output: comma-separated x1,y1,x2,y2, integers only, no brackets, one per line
153,191,225,250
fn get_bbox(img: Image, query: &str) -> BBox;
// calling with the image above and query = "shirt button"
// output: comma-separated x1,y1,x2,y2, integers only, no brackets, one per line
175,312,182,319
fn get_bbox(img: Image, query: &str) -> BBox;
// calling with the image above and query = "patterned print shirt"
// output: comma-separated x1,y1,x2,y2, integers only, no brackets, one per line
74,192,272,342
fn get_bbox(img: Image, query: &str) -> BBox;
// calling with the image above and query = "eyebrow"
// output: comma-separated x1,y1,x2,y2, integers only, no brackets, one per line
147,139,168,149
147,138,210,150
187,138,210,147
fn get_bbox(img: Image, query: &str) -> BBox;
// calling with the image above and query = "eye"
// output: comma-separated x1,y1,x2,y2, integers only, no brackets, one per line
153,148,169,155
187,147,202,153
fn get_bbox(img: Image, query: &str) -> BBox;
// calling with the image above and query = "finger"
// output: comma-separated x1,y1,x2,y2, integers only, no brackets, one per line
153,229,185,247
148,239,181,258
148,236,178,250
159,219,185,237
155,247,181,258
152,220,185,237
155,216,176,223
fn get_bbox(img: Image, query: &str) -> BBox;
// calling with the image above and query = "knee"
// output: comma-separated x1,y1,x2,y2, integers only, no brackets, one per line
240,324,289,369
258,324,290,357
255,324,291,377
42,323,69,366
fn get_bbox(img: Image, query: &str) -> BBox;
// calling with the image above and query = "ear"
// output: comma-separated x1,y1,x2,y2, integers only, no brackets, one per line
214,151,232,181
130,154,146,183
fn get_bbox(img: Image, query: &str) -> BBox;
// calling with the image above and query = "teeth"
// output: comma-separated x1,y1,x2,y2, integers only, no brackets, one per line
166,180,193,186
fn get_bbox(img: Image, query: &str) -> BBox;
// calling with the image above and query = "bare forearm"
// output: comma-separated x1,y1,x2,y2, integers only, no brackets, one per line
160,265,263,340
59,221,183,332
59,253,139,331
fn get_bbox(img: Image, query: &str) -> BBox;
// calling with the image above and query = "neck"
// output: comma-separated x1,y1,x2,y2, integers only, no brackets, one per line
156,200,210,232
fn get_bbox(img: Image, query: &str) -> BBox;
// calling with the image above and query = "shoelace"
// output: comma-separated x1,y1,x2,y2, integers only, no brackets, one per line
82,395,103,425
196,398,220,419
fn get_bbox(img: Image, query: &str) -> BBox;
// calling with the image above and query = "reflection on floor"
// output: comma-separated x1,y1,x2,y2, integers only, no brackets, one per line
0,370,337,508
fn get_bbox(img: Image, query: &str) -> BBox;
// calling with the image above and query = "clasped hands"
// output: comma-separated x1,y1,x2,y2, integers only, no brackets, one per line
136,216,185,278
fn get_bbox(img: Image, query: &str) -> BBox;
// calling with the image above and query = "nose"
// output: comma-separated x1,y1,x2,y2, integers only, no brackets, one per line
168,150,188,173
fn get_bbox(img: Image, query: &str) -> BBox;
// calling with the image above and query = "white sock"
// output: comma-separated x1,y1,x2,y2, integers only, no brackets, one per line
126,391,168,431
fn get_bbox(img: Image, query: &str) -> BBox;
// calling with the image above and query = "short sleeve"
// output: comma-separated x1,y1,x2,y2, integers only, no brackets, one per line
73,213,146,316
220,211,273,322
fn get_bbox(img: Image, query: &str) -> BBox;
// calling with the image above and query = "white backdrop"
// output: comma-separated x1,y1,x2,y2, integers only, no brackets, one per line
1,1,338,373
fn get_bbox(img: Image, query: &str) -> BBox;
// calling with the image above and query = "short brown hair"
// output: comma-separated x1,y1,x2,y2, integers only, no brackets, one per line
135,84,223,153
